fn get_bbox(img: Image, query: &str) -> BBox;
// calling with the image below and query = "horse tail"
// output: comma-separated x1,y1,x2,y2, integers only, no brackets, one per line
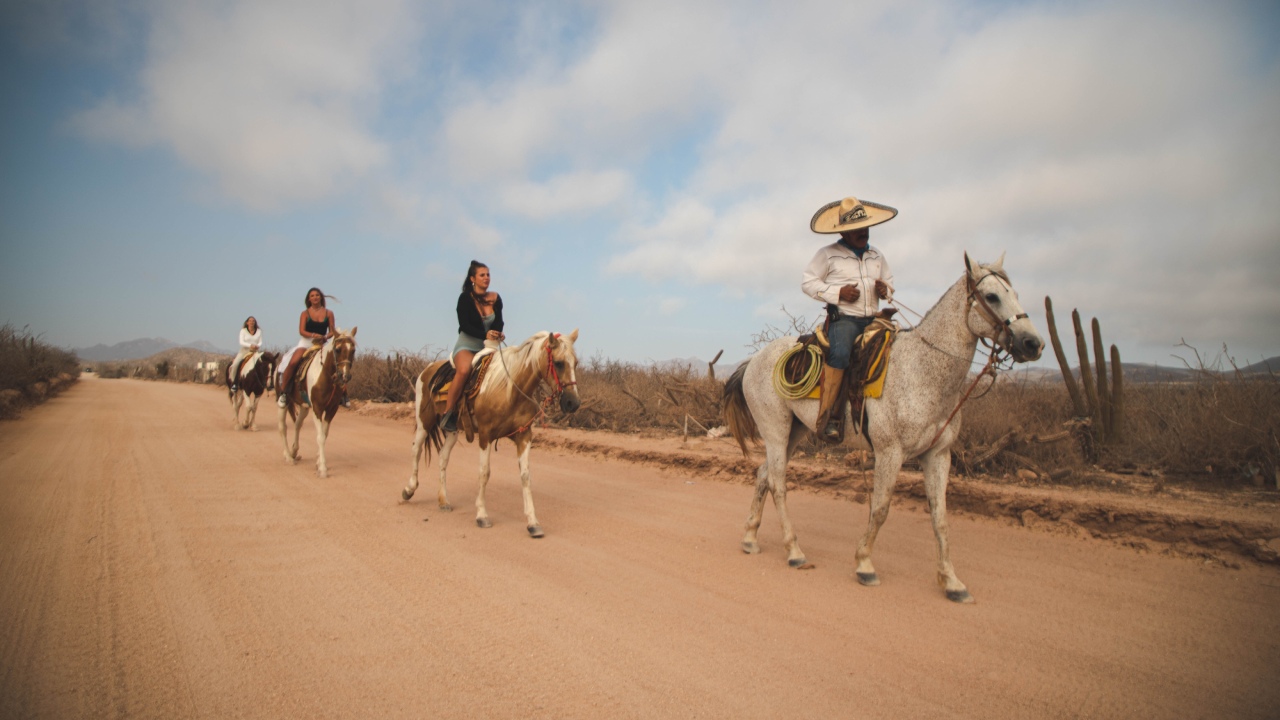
722,361,759,458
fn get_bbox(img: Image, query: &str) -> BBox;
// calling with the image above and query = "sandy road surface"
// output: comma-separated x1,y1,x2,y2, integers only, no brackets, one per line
1,377,1278,719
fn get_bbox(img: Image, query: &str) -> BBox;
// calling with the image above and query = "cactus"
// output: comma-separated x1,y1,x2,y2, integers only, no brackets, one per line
1044,297,1086,416
1110,344,1124,442
1092,318,1111,440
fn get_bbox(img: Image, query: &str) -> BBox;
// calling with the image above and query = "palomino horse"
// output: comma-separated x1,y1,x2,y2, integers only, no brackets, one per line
227,351,279,430
401,330,581,537
723,253,1043,602
276,328,358,478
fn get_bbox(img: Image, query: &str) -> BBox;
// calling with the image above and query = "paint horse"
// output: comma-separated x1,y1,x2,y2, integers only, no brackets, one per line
227,351,279,430
277,327,358,478
401,330,581,537
723,254,1043,602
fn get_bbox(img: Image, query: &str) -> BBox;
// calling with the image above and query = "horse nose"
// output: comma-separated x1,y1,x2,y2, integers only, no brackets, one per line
1022,336,1043,359
560,393,581,413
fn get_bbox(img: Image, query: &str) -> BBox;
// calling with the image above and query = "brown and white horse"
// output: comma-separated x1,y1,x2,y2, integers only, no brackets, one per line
401,330,581,537
227,351,279,430
277,327,358,478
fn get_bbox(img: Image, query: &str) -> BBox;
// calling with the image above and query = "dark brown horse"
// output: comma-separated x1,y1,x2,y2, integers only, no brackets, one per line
227,351,280,430
277,328,357,477
401,330,580,537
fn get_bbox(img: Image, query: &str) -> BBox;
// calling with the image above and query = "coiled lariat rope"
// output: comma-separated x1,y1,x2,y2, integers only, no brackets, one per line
772,343,824,399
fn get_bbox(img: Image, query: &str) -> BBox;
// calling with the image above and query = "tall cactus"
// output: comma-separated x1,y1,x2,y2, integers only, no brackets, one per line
1073,310,1099,428
1110,344,1124,442
1044,297,1086,416
1045,296,1126,451
1092,318,1111,440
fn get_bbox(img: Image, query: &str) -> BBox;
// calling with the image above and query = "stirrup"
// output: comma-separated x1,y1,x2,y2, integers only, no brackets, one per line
277,393,288,408
438,409,457,433
821,419,841,442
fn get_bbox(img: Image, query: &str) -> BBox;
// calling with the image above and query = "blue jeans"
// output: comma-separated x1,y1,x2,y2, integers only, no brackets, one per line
827,315,873,370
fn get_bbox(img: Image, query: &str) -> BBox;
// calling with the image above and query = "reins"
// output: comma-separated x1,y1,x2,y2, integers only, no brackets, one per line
491,334,577,439
893,270,1022,450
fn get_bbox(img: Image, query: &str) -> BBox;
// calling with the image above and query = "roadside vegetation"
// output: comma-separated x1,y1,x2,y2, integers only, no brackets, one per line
105,334,1278,492
0,324,81,419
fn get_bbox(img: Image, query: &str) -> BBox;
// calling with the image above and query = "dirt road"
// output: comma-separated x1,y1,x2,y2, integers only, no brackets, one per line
2,377,1277,719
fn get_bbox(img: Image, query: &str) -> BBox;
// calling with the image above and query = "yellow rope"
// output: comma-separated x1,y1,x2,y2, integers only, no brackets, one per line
772,343,823,399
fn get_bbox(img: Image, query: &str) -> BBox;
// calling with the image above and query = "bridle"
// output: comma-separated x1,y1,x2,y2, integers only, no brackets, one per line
495,333,579,437
923,266,1028,450
966,270,1028,359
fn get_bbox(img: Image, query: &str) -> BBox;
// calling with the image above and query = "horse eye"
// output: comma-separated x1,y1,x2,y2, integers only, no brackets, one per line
985,293,1000,303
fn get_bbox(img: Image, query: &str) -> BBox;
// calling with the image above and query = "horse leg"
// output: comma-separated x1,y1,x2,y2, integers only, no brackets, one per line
743,418,807,555
513,431,543,538
245,394,258,431
277,404,297,464
854,445,903,586
402,421,426,501
436,430,457,511
313,414,330,478
474,441,494,528
921,447,973,603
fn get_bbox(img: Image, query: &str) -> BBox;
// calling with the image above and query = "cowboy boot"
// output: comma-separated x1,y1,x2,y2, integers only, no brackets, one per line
816,364,845,442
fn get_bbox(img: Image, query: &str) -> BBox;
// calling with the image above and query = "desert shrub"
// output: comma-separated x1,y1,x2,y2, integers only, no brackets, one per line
549,354,723,434
0,324,81,418
346,349,437,403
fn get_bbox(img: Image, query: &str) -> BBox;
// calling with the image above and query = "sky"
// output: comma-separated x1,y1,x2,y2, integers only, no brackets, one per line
1,0,1277,370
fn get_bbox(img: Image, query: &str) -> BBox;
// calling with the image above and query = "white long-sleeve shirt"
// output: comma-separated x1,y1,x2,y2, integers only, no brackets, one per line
239,328,263,351
801,241,895,318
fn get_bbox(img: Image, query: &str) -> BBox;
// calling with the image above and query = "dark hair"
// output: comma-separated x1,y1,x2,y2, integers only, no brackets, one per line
304,287,327,308
462,261,488,294
243,316,259,330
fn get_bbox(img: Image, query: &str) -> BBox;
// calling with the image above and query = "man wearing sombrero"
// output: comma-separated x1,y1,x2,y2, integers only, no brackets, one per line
801,196,897,441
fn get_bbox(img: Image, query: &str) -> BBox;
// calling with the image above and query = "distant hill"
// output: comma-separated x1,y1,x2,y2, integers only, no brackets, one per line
72,338,235,361
1240,356,1280,375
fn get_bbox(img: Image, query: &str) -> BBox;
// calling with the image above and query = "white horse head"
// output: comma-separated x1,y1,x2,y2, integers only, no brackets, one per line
964,252,1044,362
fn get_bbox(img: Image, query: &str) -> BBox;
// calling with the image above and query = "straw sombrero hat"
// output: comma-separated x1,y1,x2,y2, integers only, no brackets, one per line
810,196,898,234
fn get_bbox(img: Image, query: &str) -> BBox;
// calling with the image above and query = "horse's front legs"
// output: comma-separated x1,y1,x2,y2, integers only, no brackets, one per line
854,445,903,586
313,414,331,478
921,447,972,603
436,431,458,511
244,394,259,431
231,391,244,429
277,405,301,464
514,432,543,538
474,442,493,528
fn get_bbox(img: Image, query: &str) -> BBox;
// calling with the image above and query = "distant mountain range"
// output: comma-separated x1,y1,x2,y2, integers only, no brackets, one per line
71,338,235,361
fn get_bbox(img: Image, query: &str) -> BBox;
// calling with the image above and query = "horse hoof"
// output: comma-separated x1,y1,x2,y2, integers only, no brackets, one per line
945,589,975,604
401,488,414,501
439,504,453,513
788,557,808,568
742,541,761,554
856,572,880,586
528,525,544,538
476,517,492,529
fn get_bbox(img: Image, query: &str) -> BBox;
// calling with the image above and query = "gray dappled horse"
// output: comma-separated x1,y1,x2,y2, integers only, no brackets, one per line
723,253,1043,602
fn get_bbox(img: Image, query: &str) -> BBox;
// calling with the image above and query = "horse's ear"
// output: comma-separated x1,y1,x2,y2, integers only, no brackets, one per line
567,328,579,343
546,332,558,349
964,252,976,278
350,326,358,337
992,252,1005,273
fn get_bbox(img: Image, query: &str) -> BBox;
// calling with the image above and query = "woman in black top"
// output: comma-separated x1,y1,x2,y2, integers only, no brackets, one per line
440,261,505,431
277,287,338,406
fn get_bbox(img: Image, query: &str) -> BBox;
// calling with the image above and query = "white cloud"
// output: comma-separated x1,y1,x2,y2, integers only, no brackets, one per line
499,169,631,219
72,0,416,210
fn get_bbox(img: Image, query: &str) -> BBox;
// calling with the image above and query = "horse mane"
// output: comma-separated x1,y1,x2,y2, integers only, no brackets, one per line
482,331,553,400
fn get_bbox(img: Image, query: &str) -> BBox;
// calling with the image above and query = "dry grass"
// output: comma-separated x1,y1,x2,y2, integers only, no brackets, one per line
0,324,81,418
